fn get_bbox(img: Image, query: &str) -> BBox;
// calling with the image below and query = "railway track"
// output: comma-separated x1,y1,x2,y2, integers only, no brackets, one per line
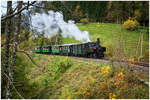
68,56,149,74
133,61,149,67
33,52,149,73
67,56,149,67
109,58,149,67
39,53,149,67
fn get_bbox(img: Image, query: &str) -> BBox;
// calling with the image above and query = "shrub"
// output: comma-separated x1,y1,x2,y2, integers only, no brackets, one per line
123,18,139,31
50,56,73,79
80,18,89,24
102,42,114,57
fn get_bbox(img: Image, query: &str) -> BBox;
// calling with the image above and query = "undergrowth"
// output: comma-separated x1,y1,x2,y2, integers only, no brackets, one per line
11,54,149,99
49,56,73,80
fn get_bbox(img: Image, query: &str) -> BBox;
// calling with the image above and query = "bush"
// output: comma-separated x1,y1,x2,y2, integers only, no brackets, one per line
123,18,139,31
80,18,89,24
102,42,114,57
50,56,73,79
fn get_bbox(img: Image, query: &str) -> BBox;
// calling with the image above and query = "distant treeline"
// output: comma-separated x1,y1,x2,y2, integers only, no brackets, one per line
39,1,148,26
1,1,149,34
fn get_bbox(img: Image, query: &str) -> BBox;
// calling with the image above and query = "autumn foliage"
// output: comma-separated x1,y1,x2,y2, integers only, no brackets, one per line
123,18,139,31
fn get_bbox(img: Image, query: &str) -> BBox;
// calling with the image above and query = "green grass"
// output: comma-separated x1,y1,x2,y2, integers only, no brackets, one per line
62,23,149,59
12,54,149,99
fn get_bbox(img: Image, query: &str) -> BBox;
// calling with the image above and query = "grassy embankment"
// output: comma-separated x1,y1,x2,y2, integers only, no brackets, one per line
12,53,149,99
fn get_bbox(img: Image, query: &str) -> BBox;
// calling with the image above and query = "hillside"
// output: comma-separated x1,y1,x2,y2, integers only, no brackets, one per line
2,23,149,99
12,53,149,99
9,22,149,98
2,1,149,99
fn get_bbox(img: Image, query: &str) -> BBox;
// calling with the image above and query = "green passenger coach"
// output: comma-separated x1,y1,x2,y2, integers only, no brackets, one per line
51,45,60,54
60,44,72,55
33,46,42,53
42,45,51,53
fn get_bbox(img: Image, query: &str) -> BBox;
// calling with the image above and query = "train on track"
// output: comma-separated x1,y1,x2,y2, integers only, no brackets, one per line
33,38,106,58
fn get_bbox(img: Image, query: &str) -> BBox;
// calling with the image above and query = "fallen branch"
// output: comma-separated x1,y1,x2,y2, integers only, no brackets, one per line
17,50,40,67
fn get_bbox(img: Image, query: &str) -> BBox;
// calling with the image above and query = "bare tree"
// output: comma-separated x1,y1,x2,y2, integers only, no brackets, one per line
2,1,13,98
9,1,23,98
2,1,36,98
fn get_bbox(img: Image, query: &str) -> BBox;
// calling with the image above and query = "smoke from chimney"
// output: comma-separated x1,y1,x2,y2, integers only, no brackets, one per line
31,10,91,42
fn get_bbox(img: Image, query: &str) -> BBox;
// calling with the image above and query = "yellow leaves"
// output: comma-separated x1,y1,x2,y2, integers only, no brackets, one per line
96,25,100,28
76,5,80,9
100,66,111,77
75,87,91,98
99,82,107,89
83,89,91,98
109,93,116,99
114,72,125,87
66,56,69,59
80,87,84,91
114,80,121,86
74,91,80,95
106,66,110,71
136,56,143,62
117,72,125,79
128,57,134,63
88,76,94,83
137,57,141,62
75,5,80,12
119,83,128,91
123,18,139,31
75,76,94,98
128,57,135,67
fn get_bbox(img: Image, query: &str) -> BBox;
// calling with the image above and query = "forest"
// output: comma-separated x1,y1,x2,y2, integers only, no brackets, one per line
1,1,149,99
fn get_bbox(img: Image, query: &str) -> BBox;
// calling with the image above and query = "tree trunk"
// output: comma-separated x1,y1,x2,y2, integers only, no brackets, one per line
2,1,13,99
9,1,23,98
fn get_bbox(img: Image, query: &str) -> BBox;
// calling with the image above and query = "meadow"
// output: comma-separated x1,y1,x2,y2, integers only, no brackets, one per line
63,23,149,61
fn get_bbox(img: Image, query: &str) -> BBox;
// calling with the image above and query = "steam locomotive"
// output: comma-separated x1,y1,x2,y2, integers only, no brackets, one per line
33,38,106,58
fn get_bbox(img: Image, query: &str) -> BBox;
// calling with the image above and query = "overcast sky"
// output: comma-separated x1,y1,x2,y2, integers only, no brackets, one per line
1,1,7,15
1,0,31,16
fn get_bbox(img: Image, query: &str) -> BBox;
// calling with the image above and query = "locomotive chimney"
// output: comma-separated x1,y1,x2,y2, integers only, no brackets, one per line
97,38,100,45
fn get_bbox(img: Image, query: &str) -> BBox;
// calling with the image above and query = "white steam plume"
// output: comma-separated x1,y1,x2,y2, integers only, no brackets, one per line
31,10,91,42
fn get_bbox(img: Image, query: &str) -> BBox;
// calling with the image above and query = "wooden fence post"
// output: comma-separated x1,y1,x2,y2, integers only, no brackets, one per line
136,32,141,57
140,32,143,57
